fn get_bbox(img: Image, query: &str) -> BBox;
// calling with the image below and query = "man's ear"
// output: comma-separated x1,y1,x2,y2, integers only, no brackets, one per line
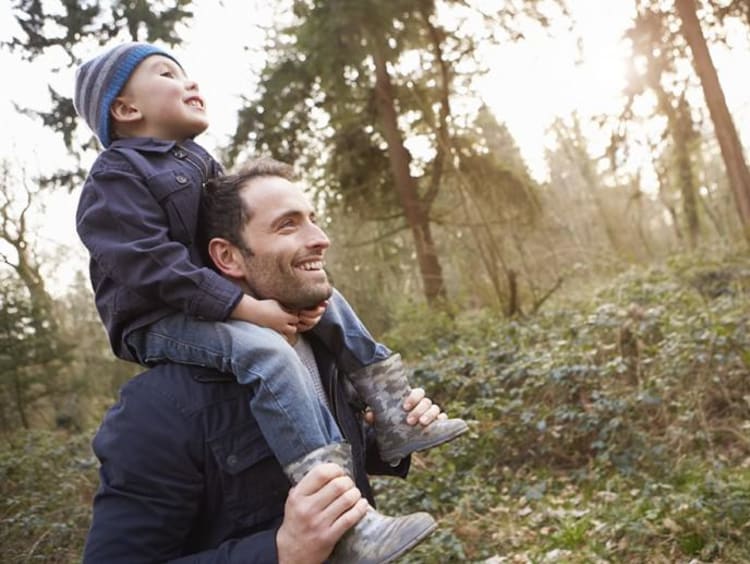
110,96,142,124
207,238,246,279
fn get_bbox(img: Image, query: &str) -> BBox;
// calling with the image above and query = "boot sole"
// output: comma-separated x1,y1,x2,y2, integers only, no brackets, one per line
380,420,469,465
377,518,438,564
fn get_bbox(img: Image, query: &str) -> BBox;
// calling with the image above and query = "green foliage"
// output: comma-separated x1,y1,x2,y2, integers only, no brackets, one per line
373,252,750,562
381,300,459,358
4,252,750,562
0,430,97,562
0,275,72,430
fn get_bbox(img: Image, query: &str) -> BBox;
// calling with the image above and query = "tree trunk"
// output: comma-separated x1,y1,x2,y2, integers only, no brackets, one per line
657,90,700,248
675,0,750,239
12,373,29,430
675,103,700,248
370,41,447,303
560,131,623,255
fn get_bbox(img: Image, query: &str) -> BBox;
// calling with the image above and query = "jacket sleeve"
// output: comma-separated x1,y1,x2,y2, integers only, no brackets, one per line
76,161,242,321
83,380,278,564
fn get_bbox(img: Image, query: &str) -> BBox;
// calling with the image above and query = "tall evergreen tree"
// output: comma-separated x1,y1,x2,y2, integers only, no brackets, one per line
228,0,561,304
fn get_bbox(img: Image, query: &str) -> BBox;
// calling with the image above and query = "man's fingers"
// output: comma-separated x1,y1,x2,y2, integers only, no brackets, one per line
363,407,374,425
406,396,432,425
312,475,360,513
291,465,365,543
317,479,365,526
329,498,369,537
402,387,425,411
293,463,347,496
418,403,442,425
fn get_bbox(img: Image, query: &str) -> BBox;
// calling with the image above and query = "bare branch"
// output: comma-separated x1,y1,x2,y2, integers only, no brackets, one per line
343,222,411,248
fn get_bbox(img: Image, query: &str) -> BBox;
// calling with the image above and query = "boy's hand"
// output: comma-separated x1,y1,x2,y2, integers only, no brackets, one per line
296,300,328,333
230,294,299,339
252,298,300,339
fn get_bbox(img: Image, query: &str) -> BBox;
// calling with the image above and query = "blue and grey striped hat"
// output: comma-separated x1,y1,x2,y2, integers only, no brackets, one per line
74,42,180,147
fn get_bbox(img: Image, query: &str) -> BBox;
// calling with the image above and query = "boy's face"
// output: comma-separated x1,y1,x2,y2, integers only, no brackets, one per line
234,176,333,310
113,55,208,142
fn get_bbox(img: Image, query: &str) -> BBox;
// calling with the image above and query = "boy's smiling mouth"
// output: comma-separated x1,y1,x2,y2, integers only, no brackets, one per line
185,96,204,109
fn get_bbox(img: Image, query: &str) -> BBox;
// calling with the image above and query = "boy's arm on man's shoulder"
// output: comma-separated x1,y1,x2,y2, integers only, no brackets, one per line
76,157,241,321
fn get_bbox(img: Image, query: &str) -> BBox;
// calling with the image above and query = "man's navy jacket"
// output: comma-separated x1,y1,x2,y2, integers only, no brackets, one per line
82,337,409,563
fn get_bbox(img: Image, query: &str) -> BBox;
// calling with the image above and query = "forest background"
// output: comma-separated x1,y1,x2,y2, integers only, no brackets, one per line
2,0,750,562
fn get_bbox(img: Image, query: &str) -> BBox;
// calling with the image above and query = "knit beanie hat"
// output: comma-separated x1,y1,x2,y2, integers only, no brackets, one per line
74,42,180,147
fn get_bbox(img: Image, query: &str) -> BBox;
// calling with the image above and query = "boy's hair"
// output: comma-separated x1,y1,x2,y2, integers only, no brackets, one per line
199,157,297,256
74,42,181,148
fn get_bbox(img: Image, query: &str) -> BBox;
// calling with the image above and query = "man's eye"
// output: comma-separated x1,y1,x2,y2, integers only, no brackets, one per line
160,71,175,78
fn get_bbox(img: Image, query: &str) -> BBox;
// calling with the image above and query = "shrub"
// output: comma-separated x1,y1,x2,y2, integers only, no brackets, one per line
376,254,750,562
0,430,97,563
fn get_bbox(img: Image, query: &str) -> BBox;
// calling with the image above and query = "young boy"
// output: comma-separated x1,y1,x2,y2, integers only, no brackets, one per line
74,42,467,562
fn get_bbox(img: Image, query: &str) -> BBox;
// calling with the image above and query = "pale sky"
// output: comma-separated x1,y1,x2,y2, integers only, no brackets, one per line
1,0,749,294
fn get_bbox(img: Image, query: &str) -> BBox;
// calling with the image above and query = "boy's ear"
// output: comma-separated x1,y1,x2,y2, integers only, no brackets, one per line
110,96,142,124
207,238,246,279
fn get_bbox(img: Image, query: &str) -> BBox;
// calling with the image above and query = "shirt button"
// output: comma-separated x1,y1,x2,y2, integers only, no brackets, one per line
226,454,238,467
175,174,188,184
174,149,187,158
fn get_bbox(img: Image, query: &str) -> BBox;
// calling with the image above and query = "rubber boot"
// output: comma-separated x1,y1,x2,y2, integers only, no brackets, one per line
348,354,469,465
284,442,436,564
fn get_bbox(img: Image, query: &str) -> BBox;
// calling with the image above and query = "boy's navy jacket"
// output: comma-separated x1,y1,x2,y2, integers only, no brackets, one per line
76,137,243,362
82,337,409,562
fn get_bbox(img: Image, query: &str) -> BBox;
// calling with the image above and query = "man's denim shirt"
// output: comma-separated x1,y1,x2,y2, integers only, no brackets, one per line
76,137,243,362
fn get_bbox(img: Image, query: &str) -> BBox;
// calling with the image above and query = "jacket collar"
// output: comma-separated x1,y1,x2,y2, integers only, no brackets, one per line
108,137,178,154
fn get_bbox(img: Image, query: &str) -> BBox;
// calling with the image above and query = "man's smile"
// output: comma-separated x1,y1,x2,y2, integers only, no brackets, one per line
295,258,325,272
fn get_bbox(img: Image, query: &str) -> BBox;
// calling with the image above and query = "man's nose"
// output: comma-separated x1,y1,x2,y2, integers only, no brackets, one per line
185,78,199,91
306,223,330,249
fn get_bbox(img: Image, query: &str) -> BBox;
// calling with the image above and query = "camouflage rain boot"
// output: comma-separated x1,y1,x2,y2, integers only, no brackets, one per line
284,442,436,564
349,354,469,465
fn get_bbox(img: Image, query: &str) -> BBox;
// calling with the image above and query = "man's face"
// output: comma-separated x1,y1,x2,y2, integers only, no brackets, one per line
236,176,332,310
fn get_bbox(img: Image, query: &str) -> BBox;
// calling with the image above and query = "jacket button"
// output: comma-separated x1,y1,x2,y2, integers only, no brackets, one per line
226,454,238,467
175,174,188,184
174,149,187,158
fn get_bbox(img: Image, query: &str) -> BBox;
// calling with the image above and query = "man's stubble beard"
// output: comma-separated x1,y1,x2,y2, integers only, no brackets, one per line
242,253,333,311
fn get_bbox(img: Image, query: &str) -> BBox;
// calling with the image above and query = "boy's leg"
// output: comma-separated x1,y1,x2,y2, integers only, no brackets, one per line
130,314,437,561
285,442,436,563
127,313,341,467
311,289,391,372
314,290,468,463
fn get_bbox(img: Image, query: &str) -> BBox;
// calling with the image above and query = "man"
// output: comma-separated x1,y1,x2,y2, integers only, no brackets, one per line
83,158,445,563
